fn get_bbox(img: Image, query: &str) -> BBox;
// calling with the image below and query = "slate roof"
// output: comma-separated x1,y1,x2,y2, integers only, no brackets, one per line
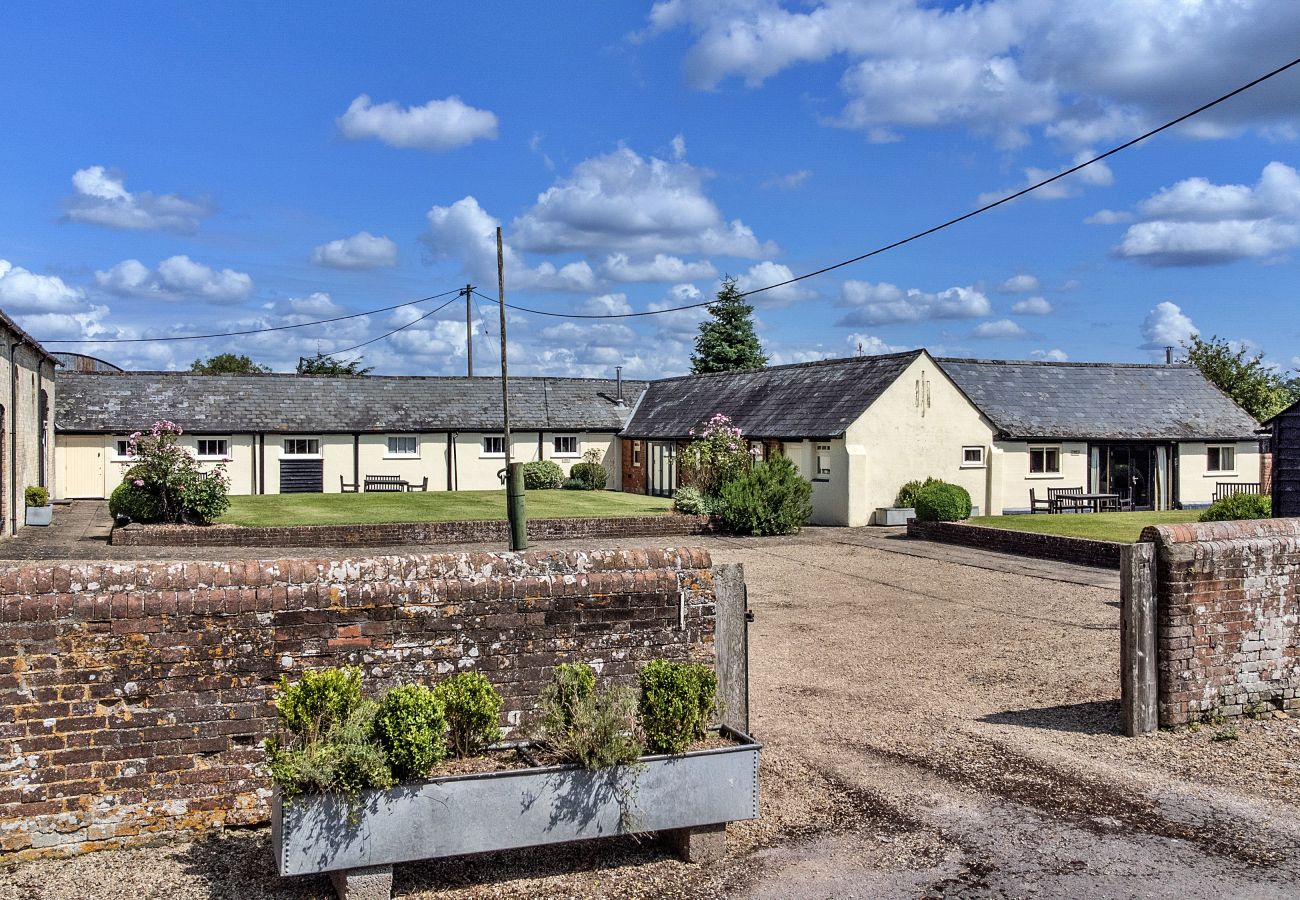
0,309,59,365
622,351,923,439
936,358,1260,441
55,372,645,434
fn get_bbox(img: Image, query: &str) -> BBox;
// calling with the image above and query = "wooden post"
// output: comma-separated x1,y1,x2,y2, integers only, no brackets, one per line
497,228,525,550
464,283,473,377
1120,542,1159,735
506,461,527,550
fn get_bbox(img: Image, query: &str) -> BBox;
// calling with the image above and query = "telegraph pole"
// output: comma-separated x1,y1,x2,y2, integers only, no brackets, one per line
498,227,526,550
464,283,474,377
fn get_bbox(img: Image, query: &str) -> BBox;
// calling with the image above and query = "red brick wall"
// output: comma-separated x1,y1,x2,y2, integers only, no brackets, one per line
907,519,1122,569
622,438,647,495
1141,518,1300,725
0,547,717,858
1261,450,1274,494
111,513,713,548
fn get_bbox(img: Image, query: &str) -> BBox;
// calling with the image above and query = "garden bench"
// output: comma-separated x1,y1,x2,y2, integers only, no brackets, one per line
1213,482,1261,502
1048,486,1087,513
364,475,408,492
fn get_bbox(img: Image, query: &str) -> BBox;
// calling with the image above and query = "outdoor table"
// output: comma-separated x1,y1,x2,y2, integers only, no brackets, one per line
1064,492,1120,513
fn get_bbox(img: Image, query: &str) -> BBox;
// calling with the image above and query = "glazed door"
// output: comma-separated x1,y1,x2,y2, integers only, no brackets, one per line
648,442,677,497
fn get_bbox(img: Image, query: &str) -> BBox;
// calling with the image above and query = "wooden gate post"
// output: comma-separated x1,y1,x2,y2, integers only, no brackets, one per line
712,563,750,734
1120,542,1159,735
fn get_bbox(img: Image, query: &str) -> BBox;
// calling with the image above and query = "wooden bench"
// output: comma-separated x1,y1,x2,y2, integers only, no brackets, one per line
364,475,408,492
1048,486,1086,513
1213,482,1261,502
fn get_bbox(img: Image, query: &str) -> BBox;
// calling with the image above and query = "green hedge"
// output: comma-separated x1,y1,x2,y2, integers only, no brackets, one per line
913,481,972,522
1199,493,1271,522
522,460,564,490
718,455,812,535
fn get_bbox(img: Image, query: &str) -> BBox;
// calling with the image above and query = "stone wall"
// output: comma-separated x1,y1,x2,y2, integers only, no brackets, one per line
0,547,717,858
1140,518,1300,726
906,519,1123,569
111,513,714,548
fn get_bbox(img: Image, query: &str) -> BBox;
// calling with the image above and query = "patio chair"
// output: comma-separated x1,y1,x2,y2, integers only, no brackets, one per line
340,475,359,493
1029,489,1052,514
405,476,428,492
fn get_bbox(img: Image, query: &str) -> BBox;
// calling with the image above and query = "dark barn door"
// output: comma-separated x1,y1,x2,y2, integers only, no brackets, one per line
279,459,324,493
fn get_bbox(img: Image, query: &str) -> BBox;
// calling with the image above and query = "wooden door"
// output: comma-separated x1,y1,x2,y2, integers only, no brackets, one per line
63,436,106,498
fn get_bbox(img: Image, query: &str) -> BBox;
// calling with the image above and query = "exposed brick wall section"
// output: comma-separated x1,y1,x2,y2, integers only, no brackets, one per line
111,513,714,548
907,519,1122,569
621,438,647,495
1261,450,1274,495
1142,518,1300,726
0,547,717,858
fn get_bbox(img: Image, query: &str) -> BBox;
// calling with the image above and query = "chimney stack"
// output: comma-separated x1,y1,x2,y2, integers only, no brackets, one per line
615,365,625,405
1165,346,1174,365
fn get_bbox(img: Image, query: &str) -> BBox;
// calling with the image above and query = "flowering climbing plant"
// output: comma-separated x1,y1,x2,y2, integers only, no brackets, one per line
679,413,751,498
116,421,230,524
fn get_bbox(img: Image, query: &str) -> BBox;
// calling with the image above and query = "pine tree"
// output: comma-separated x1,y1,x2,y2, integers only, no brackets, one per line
691,278,768,374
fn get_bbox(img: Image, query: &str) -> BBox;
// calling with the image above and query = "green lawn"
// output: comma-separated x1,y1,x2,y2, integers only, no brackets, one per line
219,490,674,528
966,510,1202,543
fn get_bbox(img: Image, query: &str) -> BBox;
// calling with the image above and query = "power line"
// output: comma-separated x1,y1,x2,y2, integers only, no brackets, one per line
326,294,462,356
482,55,1300,319
37,287,463,344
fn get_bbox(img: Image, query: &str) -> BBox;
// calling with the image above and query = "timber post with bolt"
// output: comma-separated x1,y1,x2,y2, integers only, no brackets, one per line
506,461,527,551
1120,541,1159,736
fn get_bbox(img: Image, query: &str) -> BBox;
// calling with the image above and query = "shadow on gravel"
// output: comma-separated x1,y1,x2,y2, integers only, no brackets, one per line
980,700,1122,736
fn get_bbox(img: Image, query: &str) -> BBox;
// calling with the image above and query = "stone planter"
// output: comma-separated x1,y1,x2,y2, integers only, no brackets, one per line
24,505,52,526
874,507,915,526
273,728,760,899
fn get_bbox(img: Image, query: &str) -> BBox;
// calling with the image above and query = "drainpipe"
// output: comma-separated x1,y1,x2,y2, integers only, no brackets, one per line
258,434,265,494
448,431,459,491
352,433,360,490
9,341,20,535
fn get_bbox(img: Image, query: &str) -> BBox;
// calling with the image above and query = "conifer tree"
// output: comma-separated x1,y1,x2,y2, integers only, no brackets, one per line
691,278,768,374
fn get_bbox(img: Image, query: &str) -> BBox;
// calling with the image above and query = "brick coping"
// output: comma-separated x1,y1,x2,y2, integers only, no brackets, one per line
906,518,1123,570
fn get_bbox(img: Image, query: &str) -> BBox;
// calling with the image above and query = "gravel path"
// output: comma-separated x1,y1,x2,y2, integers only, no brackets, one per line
3,529,1297,898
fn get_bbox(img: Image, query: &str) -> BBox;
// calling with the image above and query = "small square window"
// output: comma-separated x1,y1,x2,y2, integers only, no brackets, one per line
113,439,133,459
553,435,579,456
1207,445,1235,473
961,446,985,467
1029,446,1060,474
387,435,418,456
197,438,229,459
815,443,832,478
283,438,320,456
631,440,642,467
482,435,505,456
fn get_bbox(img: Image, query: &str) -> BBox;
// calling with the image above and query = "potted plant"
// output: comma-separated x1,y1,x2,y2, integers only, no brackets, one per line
24,486,52,526
269,663,760,899
876,477,935,526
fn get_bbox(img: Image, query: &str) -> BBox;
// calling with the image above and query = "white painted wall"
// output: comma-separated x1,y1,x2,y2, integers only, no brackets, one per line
995,441,1091,513
1177,440,1261,506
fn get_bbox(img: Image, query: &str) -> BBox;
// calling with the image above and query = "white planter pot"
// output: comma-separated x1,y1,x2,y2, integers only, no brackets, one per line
874,507,915,526
25,505,52,526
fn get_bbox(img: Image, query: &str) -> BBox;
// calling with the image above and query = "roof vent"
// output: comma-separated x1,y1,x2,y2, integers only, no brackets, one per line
615,366,626,406
1165,346,1174,365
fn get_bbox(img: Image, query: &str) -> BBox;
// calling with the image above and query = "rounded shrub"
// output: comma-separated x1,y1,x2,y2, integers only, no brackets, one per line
913,481,972,522
24,486,49,508
1199,493,1271,522
273,667,364,741
373,684,448,780
672,486,707,515
717,455,812,536
108,481,164,523
522,460,564,490
432,671,503,758
639,659,717,755
568,461,607,491
894,477,940,509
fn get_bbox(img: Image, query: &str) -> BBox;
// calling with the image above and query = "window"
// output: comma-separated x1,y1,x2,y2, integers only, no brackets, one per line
196,438,230,459
482,435,505,456
113,439,133,460
1029,446,1060,474
283,438,320,456
749,440,764,460
961,446,985,468
1207,445,1235,473
815,443,832,480
632,440,642,467
552,435,579,456
386,435,418,457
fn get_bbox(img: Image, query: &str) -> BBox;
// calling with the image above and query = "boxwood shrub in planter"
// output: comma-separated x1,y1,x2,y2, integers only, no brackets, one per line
271,664,760,898
24,486,52,527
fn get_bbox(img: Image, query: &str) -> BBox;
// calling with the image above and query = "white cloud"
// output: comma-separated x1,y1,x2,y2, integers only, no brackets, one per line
761,169,811,190
1114,162,1300,266
510,146,775,258
311,232,398,269
65,166,212,233
846,333,908,356
284,292,345,318
1084,209,1133,225
973,319,1028,339
599,253,717,283
997,274,1039,293
0,260,85,313
734,261,814,307
670,134,687,160
1011,296,1052,315
336,95,498,151
837,280,990,325
1031,348,1069,362
1141,301,1198,350
579,293,634,316
422,196,596,293
976,151,1113,205
95,255,254,304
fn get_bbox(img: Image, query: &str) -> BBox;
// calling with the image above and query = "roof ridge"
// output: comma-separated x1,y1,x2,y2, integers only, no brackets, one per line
937,356,1195,370
649,349,923,384
54,370,648,384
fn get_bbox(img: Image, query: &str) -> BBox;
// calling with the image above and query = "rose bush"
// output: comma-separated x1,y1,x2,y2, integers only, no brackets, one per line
114,421,230,524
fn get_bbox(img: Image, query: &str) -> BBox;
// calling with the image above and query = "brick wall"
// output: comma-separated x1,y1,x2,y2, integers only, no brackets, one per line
1261,449,1274,495
1141,518,1300,726
907,519,1123,569
0,547,717,858
111,513,714,548
621,438,647,495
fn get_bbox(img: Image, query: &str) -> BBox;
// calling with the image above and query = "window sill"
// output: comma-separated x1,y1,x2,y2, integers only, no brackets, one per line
480,454,505,459
1026,473,1063,479
812,477,830,483
959,463,986,470
197,457,232,463
282,455,323,461
383,454,420,460
1205,472,1237,477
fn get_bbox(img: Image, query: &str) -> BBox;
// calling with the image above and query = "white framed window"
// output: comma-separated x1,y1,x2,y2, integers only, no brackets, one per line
283,438,321,457
481,434,505,457
552,435,579,456
112,438,134,461
386,435,419,458
196,438,230,460
631,440,642,467
961,446,985,468
1029,446,1061,475
1207,445,1236,473
815,443,832,480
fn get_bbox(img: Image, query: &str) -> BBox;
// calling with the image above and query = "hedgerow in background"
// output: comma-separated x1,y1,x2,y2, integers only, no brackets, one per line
433,672,503,758
913,481,973,522
522,460,564,490
639,659,717,754
718,456,812,536
679,413,750,498
373,684,448,779
1199,493,1272,522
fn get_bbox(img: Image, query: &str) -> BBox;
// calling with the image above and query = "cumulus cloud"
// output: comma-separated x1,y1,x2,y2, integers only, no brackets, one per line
311,232,398,269
337,94,498,151
283,292,346,318
64,166,212,233
1031,348,1069,362
0,260,85,313
599,253,716,283
976,151,1113,205
973,319,1028,339
1140,301,1198,351
837,280,990,325
670,134,687,160
846,333,908,356
1112,162,1300,266
510,147,775,258
1011,296,1052,315
997,274,1039,293
95,256,254,304
734,261,814,307
1084,209,1133,225
762,169,812,190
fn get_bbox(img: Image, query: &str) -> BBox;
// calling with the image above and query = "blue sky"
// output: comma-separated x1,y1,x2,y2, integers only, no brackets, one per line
3,1,1300,377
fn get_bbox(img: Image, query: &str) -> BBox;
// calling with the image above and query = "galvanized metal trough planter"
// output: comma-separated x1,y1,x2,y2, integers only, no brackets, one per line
273,727,760,897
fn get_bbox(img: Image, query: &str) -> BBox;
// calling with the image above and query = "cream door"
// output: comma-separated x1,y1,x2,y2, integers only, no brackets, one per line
62,436,107,498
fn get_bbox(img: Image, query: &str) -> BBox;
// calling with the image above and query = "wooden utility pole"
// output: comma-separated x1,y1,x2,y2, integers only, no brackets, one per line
464,283,474,377
497,227,526,550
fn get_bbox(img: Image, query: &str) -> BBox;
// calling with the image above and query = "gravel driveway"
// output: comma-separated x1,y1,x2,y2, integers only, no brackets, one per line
4,529,1298,899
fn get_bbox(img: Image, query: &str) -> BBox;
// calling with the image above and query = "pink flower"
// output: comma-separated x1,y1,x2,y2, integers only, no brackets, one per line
133,479,144,487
